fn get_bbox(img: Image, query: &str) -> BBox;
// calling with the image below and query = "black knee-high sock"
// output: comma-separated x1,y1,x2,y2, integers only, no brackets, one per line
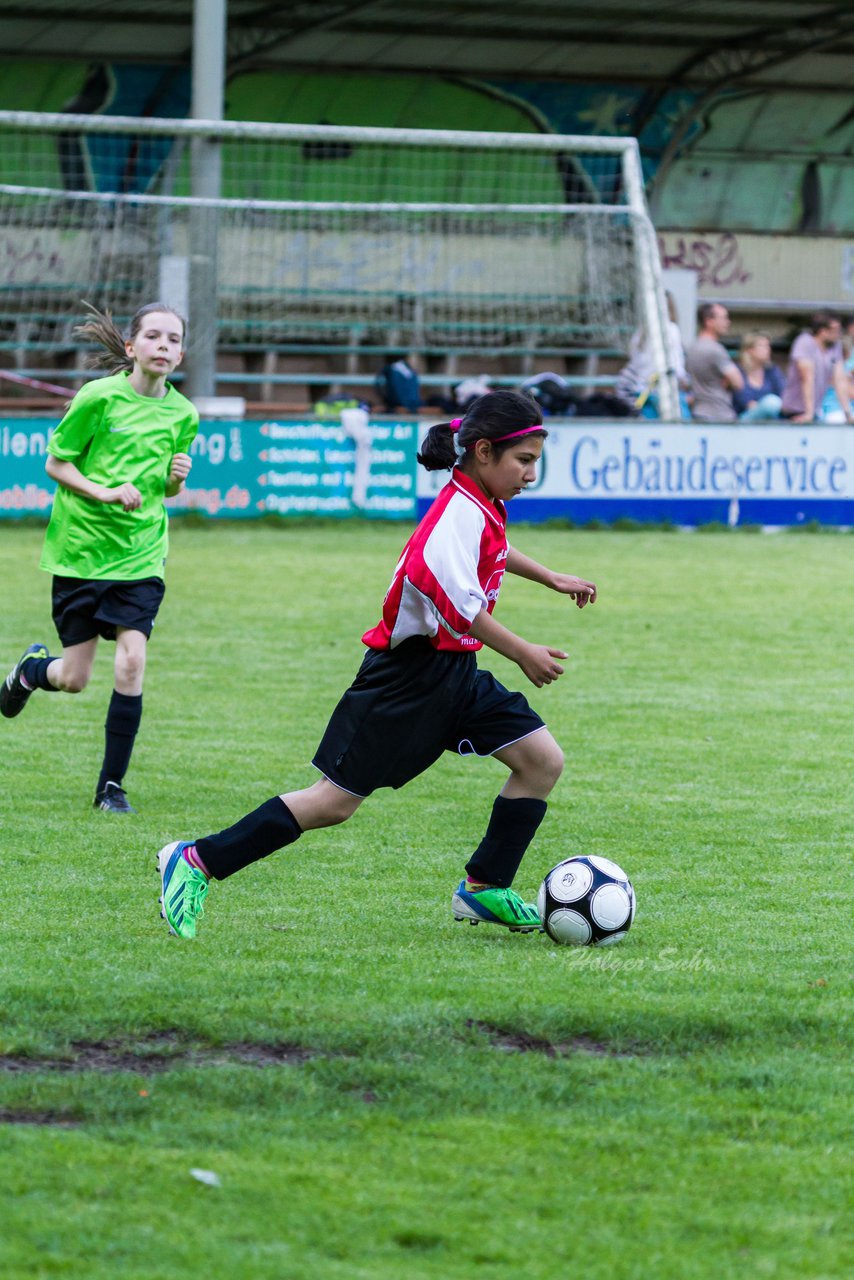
96,691,142,794
465,795,548,889
195,797,302,880
23,656,59,691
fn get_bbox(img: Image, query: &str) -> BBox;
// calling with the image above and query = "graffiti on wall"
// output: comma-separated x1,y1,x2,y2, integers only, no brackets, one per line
2,237,64,286
657,232,752,290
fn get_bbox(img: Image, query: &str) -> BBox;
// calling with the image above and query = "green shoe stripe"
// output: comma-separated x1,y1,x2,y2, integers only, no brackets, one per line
467,885,540,926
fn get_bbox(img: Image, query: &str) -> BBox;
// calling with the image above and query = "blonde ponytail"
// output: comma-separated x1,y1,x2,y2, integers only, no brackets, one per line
73,301,132,374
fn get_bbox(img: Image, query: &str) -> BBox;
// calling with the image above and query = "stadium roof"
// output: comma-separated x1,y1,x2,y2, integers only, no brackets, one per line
1,0,853,95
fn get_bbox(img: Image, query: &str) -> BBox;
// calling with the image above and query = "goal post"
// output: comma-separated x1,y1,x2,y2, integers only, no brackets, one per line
0,110,678,417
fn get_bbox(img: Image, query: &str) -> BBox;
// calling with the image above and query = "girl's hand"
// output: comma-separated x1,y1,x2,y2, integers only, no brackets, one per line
518,644,568,688
103,482,142,511
169,452,193,484
552,574,597,607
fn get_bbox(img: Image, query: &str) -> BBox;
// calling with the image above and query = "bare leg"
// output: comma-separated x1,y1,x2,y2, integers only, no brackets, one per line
113,627,148,695
493,726,564,799
46,637,99,693
280,777,364,831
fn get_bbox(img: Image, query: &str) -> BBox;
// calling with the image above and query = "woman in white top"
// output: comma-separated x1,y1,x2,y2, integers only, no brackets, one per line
614,292,687,419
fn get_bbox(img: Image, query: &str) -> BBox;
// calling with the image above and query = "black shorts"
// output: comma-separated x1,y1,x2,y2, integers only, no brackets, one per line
51,575,166,647
313,637,545,797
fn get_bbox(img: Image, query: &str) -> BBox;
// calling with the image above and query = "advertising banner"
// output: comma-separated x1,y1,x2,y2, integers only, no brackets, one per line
4,417,852,527
0,417,418,521
417,423,854,527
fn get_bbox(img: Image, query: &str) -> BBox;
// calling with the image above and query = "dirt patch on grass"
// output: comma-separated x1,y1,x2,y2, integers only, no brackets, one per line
468,1019,636,1059
0,1030,318,1074
203,1041,318,1068
393,1230,444,1251
0,1108,80,1127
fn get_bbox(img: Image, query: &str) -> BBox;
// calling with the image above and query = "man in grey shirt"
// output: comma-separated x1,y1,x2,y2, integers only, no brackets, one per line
685,303,743,423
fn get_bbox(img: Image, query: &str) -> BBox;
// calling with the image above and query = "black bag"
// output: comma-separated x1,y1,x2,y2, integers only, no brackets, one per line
574,394,634,418
520,374,580,417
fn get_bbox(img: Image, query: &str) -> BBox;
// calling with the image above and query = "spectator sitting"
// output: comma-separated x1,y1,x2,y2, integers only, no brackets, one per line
685,303,743,422
781,310,853,424
732,331,784,421
374,355,422,413
821,315,854,423
614,291,688,419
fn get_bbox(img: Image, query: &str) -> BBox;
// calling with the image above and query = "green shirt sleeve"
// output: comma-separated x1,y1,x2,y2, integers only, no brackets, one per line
176,406,200,454
47,382,106,462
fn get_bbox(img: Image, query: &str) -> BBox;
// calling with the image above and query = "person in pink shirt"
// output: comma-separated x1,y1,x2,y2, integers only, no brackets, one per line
781,311,853,424
155,391,597,940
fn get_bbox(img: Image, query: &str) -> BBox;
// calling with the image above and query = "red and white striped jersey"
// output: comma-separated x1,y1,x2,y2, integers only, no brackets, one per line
362,468,508,652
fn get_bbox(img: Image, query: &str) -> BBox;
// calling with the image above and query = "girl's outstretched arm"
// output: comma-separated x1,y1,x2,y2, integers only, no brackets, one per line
468,608,567,688
506,546,597,607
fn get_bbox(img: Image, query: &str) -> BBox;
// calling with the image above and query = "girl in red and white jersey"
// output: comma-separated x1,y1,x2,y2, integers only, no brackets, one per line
156,391,597,940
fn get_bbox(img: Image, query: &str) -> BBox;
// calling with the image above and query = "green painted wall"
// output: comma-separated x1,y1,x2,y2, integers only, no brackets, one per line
1,61,852,234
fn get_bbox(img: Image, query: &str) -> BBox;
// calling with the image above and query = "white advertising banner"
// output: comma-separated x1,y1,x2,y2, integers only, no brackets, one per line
416,423,854,526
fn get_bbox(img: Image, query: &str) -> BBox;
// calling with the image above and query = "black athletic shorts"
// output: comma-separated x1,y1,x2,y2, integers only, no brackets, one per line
51,575,166,647
313,637,545,797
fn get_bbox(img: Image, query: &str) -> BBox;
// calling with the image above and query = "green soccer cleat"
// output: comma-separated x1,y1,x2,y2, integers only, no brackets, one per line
452,879,543,933
157,841,209,940
0,642,49,719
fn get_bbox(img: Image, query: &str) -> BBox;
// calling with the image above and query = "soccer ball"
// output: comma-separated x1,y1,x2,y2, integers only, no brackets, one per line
537,856,635,946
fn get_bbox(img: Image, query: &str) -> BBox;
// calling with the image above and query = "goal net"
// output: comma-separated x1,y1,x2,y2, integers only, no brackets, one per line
0,111,675,413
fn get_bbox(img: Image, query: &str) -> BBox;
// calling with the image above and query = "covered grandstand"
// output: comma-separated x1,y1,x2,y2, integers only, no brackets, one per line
0,1,852,408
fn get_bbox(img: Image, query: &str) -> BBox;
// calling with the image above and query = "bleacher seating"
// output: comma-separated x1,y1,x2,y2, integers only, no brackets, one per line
0,284,629,408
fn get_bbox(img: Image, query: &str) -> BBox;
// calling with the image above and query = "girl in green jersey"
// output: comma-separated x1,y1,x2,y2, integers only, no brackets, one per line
0,302,199,812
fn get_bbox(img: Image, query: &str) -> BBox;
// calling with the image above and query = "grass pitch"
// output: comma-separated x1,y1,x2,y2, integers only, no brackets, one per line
0,521,851,1280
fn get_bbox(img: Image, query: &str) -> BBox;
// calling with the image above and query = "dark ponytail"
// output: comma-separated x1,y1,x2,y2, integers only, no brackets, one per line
417,419,459,471
73,300,186,374
416,389,545,472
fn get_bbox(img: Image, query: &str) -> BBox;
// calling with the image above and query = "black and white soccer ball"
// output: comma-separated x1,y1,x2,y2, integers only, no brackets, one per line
537,856,635,946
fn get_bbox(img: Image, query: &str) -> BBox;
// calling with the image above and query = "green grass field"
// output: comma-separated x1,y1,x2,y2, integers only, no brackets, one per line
0,521,851,1280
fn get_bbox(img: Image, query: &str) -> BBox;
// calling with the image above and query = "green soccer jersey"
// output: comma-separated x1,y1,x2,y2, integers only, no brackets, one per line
41,372,199,581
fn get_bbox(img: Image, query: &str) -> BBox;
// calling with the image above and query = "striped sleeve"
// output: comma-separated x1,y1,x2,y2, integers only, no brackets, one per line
413,491,488,636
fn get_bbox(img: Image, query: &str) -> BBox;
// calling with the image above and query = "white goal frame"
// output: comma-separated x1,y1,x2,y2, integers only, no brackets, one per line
0,111,678,417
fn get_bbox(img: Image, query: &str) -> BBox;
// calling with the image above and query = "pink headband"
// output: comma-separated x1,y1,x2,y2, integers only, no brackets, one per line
491,426,545,443
448,419,542,444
